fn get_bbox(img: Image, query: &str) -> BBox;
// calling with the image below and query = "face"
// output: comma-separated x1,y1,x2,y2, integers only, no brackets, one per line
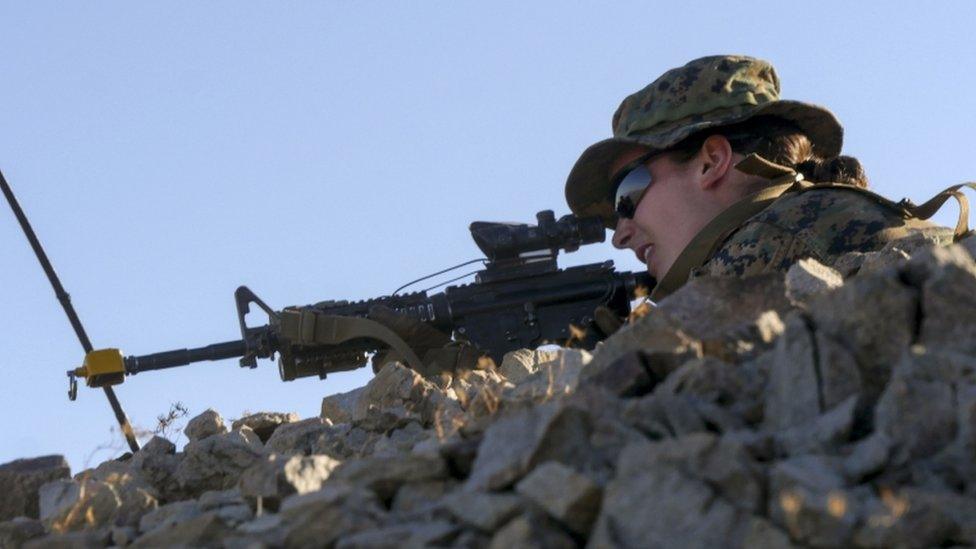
609,147,705,279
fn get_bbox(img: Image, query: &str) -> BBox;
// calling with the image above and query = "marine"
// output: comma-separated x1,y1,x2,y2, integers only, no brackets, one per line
565,55,968,301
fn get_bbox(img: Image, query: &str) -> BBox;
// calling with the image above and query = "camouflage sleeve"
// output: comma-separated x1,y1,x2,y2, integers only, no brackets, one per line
693,220,822,279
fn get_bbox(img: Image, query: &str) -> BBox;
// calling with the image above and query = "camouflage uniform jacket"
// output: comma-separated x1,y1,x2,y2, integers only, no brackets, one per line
692,185,952,279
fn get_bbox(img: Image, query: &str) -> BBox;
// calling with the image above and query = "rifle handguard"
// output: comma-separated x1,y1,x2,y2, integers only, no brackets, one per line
278,309,424,372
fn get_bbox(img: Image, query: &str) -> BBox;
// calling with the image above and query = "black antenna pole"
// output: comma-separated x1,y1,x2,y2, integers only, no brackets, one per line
0,169,140,453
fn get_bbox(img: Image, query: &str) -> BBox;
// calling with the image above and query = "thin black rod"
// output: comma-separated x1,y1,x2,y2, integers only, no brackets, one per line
391,258,486,296
0,169,140,453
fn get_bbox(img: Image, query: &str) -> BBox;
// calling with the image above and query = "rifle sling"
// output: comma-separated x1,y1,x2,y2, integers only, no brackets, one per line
279,309,424,372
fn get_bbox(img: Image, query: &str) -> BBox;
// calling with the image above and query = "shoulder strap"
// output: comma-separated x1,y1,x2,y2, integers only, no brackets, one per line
901,182,976,240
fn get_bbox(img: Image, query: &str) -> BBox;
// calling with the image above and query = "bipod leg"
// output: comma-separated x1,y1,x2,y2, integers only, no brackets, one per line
0,169,140,453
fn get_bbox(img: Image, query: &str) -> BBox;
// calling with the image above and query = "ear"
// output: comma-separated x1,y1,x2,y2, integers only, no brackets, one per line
695,135,734,190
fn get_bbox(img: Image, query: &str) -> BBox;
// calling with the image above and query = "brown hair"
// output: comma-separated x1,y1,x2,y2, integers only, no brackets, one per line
669,116,868,188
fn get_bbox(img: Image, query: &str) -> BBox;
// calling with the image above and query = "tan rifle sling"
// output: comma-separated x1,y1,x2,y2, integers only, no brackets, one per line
278,308,424,372
651,154,976,301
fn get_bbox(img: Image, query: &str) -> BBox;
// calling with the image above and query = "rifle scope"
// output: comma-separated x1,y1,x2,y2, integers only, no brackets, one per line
469,210,605,261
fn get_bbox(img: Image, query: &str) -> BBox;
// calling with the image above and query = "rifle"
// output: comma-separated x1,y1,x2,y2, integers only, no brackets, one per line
68,210,654,397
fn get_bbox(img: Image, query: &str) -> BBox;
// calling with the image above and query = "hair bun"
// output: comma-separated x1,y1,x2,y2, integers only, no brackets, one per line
798,155,868,188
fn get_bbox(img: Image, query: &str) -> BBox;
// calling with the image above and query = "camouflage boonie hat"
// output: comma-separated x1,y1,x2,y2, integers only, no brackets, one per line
565,55,844,228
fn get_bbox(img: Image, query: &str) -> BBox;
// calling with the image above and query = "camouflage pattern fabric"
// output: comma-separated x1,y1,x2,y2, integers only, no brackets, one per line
565,55,843,228
692,187,953,279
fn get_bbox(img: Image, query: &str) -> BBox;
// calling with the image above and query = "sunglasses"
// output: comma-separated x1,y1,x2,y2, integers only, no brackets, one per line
610,151,658,219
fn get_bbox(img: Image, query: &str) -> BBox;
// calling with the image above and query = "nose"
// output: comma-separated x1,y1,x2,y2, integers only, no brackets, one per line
612,218,635,249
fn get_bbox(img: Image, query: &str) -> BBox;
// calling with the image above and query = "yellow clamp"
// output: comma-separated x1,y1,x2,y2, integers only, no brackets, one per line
72,348,126,388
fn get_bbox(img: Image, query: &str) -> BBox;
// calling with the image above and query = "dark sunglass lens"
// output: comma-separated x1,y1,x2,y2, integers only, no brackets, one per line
613,164,652,218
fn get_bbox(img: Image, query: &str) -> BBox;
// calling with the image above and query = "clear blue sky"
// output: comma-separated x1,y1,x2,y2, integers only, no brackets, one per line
2,2,974,470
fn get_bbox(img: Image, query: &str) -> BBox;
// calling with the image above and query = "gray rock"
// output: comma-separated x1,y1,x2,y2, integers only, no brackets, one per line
741,516,798,548
465,402,597,491
807,270,917,402
515,461,601,535
131,511,232,548
335,520,459,548
198,488,253,526
0,517,46,547
579,350,657,397
312,423,379,460
656,273,794,345
768,455,857,547
499,348,560,383
874,348,959,466
585,310,702,383
110,525,137,546
353,363,461,433
329,454,448,501
440,491,523,532
590,438,754,548
813,330,864,411
239,453,341,506
857,246,911,275
174,429,263,496
911,244,976,355
855,487,976,547
488,514,575,549
183,408,228,442
841,433,893,482
624,391,707,438
832,250,868,277
321,388,364,424
659,356,767,426
139,436,175,455
81,459,158,527
128,452,182,503
763,314,820,432
138,500,201,534
231,411,300,443
233,513,287,547
785,258,844,304
450,368,512,419
38,478,121,532
371,421,432,457
0,455,71,520
960,231,976,258
774,396,858,456
278,484,386,548
390,480,455,514
763,313,862,432
264,417,332,456
22,529,110,549
501,349,590,405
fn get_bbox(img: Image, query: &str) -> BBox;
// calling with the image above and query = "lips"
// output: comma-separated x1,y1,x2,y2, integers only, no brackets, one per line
635,243,654,266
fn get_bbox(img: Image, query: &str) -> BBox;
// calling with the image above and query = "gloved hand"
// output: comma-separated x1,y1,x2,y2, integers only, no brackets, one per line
593,305,625,338
367,305,484,376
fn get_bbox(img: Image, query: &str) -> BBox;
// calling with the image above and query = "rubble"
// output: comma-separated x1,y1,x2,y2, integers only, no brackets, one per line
0,455,71,521
10,236,976,547
183,408,228,441
231,411,300,443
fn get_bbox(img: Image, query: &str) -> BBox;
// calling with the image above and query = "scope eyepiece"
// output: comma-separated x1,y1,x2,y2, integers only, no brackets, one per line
469,210,605,260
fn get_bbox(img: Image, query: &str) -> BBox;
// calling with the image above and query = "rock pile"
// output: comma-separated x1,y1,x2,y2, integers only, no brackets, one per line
3,233,976,548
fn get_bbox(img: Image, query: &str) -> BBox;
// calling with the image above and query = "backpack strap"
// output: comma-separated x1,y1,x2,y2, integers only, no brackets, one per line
900,183,976,241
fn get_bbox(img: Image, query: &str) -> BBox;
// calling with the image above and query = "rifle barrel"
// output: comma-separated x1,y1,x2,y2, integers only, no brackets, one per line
125,340,248,374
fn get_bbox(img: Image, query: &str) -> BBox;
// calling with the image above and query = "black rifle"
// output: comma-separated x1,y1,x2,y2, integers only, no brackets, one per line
69,210,654,394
